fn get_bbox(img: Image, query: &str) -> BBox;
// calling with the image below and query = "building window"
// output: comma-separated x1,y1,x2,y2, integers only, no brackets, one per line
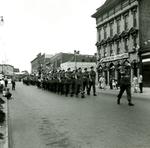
124,14,129,31
124,38,128,52
116,42,120,54
133,36,137,49
116,19,121,34
133,11,137,27
104,46,107,57
110,22,113,37
110,44,113,56
103,25,107,39
98,28,101,42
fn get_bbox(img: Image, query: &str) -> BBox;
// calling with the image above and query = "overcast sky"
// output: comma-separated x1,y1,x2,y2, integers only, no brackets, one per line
0,0,105,72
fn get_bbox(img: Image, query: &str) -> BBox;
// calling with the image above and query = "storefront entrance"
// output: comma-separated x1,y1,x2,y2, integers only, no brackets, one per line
143,61,150,87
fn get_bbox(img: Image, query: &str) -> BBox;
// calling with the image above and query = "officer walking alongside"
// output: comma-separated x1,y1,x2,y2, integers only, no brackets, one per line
89,66,97,96
117,70,134,106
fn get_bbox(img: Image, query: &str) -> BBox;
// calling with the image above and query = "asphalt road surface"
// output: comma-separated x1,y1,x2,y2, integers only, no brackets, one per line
9,82,150,148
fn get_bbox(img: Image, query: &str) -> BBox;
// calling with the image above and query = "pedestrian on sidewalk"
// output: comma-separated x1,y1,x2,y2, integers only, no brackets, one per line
4,76,8,88
133,75,139,93
11,78,16,90
117,71,134,106
138,74,143,93
101,76,106,90
98,75,103,89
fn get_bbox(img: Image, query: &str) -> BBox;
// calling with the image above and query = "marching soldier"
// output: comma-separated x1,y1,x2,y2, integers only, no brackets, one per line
64,68,72,96
117,71,134,106
89,66,97,96
82,68,90,96
70,70,76,97
75,67,84,98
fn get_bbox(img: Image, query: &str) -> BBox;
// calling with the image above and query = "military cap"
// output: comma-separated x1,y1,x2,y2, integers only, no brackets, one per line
67,68,71,70
90,66,94,69
84,67,87,70
78,67,81,70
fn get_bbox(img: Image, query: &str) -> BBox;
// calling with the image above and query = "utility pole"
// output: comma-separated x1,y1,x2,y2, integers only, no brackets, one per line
74,50,80,70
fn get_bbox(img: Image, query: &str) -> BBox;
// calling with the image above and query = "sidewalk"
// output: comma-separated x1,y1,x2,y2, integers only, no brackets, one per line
97,85,150,100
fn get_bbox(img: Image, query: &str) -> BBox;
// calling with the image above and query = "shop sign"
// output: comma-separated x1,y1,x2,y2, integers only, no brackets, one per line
100,53,129,63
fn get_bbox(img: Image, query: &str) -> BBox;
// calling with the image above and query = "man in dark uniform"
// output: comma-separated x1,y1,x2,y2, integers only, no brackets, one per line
64,68,72,96
60,70,65,95
70,70,76,97
75,67,84,98
117,71,134,106
82,68,90,96
89,66,97,96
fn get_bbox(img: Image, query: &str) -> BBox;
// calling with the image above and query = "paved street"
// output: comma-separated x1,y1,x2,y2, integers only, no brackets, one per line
9,82,150,148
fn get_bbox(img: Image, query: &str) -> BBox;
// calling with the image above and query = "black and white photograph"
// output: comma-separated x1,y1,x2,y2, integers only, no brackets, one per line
0,0,150,148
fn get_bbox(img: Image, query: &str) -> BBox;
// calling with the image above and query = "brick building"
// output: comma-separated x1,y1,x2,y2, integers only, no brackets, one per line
31,53,53,75
92,0,150,86
47,52,96,70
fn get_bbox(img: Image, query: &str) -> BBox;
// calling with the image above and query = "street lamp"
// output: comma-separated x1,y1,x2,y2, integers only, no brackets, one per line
74,50,80,69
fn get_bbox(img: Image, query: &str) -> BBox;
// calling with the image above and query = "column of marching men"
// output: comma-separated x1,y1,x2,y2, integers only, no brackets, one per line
23,66,97,98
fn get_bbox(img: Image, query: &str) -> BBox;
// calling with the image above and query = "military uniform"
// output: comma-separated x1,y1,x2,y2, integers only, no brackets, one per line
82,68,90,95
75,68,84,98
117,72,134,106
70,70,76,97
64,68,72,96
89,67,97,96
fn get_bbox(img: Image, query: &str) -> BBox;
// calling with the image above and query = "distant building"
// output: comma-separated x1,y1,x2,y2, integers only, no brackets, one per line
48,52,96,70
61,62,96,71
92,0,150,86
31,53,53,75
0,64,14,76
14,68,20,73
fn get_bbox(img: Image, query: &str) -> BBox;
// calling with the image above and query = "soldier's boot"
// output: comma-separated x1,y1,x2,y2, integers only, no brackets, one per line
93,92,97,96
117,96,121,105
0,133,4,139
128,101,134,106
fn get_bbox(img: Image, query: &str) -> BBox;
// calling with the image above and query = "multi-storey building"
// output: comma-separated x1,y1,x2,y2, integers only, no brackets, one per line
31,52,96,76
0,64,14,76
92,0,150,86
31,53,53,75
48,52,96,70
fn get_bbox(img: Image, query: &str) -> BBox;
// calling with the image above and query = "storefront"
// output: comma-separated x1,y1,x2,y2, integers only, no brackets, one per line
141,52,150,87
97,53,139,86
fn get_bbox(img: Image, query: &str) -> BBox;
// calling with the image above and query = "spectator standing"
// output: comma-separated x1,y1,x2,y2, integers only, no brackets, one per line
101,76,106,90
138,74,143,93
4,76,8,87
11,78,16,90
133,75,138,93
